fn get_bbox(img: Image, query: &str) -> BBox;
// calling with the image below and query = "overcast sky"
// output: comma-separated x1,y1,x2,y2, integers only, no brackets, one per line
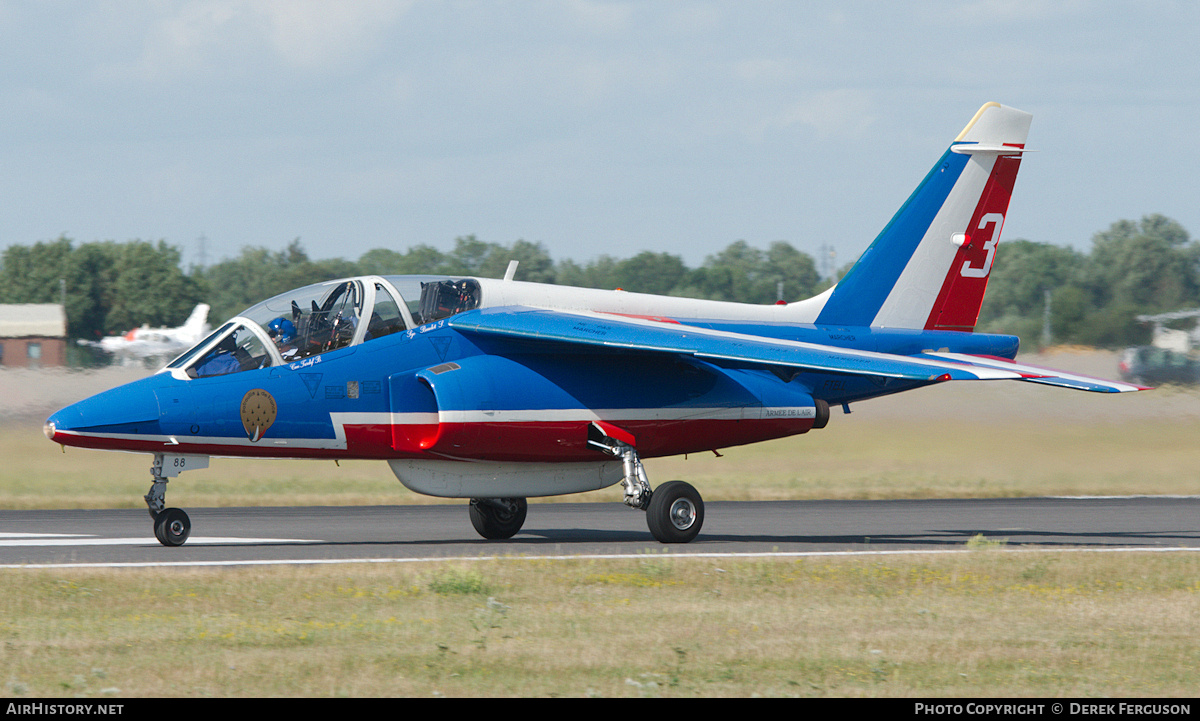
2,1,1197,275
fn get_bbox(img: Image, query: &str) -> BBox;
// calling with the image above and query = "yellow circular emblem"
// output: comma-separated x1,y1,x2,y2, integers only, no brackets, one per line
240,389,277,442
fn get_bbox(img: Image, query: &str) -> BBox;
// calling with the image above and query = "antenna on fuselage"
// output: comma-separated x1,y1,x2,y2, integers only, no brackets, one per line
503,260,519,282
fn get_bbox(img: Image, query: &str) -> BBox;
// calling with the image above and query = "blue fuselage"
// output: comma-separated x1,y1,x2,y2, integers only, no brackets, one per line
46,313,1017,462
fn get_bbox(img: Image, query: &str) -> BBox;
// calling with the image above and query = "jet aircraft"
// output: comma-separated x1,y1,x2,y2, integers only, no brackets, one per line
44,103,1146,547
80,304,211,365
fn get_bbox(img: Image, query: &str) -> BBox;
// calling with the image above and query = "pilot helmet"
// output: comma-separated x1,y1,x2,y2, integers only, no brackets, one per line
267,317,296,345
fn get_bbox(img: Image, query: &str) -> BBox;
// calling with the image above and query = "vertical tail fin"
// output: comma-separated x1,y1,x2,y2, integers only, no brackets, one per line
814,102,1032,330
183,304,211,336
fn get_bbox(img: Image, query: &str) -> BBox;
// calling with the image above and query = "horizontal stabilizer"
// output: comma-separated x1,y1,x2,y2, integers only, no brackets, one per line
950,144,1032,155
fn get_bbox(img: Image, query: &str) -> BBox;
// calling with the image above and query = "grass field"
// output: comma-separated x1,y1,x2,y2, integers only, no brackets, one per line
2,352,1198,697
2,552,1199,697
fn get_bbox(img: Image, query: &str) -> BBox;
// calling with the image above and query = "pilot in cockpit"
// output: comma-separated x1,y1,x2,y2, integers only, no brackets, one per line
268,317,300,361
193,335,241,377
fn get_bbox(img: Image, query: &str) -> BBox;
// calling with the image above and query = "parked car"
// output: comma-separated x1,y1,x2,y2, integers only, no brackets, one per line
1118,346,1200,385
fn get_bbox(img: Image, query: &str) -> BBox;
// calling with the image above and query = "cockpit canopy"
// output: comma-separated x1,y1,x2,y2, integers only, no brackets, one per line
165,275,481,379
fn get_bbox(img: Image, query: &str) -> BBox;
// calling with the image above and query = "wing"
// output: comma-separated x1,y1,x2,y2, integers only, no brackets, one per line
448,306,1024,383
917,352,1149,393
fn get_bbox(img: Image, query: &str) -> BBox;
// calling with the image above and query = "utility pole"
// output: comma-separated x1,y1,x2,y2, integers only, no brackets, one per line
819,244,837,280
1041,288,1052,349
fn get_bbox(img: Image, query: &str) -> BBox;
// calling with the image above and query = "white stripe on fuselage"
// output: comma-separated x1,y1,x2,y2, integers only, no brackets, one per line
55,406,819,455
475,277,833,323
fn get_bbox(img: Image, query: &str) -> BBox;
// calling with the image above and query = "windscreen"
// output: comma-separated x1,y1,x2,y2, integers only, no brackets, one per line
241,280,364,361
417,279,481,324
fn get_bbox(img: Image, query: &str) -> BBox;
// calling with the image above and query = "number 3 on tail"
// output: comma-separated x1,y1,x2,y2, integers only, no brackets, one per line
960,213,1004,278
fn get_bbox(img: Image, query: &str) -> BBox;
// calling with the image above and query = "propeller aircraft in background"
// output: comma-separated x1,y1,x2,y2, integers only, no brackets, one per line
44,103,1146,547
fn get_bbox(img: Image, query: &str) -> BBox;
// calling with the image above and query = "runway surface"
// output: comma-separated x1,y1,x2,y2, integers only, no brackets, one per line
2,496,1199,567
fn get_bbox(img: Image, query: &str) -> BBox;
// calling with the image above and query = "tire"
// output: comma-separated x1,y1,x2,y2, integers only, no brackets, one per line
153,508,191,547
646,481,704,544
468,497,528,540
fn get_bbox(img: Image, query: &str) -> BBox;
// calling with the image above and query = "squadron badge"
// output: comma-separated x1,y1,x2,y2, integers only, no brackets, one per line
240,389,277,442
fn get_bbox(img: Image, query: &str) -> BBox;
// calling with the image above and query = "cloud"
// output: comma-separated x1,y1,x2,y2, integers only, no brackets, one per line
106,0,413,81
758,89,876,140
256,0,415,68
562,0,633,34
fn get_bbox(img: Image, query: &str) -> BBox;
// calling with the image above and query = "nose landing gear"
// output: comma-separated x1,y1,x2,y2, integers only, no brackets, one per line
144,453,207,547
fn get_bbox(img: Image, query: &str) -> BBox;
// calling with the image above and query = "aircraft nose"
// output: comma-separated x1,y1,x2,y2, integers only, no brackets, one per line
43,402,95,444
44,404,82,443
44,376,164,450
43,415,61,442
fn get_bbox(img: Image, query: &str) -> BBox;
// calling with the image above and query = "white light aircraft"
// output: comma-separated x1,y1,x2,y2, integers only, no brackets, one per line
81,304,211,365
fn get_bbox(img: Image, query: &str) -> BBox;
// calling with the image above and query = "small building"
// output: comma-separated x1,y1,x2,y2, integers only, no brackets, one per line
0,304,67,368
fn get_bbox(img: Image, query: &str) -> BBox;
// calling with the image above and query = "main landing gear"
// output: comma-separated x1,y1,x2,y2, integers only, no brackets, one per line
144,453,208,547
588,422,705,544
644,480,704,544
468,497,528,539
465,426,706,544
465,477,703,544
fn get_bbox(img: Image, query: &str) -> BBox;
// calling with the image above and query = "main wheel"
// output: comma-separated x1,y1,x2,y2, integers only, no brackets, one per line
153,507,191,547
646,481,704,543
468,497,528,540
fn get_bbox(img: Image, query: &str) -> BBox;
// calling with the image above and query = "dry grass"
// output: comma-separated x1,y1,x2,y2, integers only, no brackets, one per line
2,552,1199,697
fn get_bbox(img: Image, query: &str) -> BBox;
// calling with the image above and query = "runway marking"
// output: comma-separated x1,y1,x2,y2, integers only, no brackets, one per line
1051,494,1200,499
3,546,1199,569
0,533,89,539
0,534,321,547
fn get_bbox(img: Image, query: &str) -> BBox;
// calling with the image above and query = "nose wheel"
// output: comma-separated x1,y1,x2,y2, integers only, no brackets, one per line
153,508,192,546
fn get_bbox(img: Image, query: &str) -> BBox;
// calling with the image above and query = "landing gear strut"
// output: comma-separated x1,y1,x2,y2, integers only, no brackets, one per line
588,422,705,544
144,453,207,547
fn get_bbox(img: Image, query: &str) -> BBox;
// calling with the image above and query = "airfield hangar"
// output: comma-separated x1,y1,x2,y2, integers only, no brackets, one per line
0,304,66,368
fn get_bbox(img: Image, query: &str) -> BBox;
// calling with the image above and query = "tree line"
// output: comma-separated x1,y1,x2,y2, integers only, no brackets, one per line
1,214,1194,349
974,215,1195,347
